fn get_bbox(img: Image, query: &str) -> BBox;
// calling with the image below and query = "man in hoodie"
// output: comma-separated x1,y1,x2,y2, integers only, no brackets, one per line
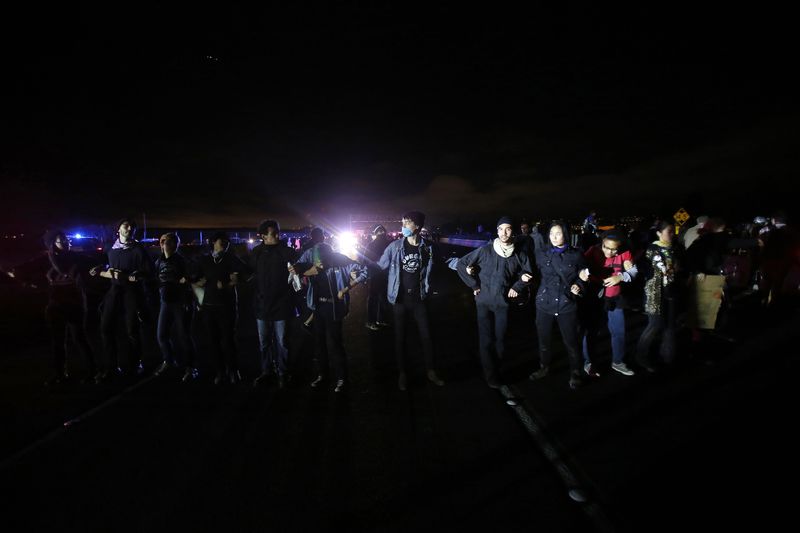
457,216,534,388
376,211,445,391
153,233,198,382
90,218,153,380
250,220,297,389
290,242,367,392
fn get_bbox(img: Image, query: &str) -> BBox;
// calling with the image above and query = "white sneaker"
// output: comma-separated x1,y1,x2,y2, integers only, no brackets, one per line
611,362,635,376
583,362,601,377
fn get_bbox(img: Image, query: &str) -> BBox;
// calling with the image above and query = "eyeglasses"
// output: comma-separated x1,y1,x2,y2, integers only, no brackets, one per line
602,244,619,254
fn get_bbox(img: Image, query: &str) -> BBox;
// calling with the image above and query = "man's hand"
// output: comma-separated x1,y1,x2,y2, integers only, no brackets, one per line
287,263,297,276
603,274,622,287
570,284,582,295
128,274,138,282
229,272,239,286
508,288,519,298
179,277,187,284
217,281,224,289
89,266,100,277
473,288,481,296
195,277,207,287
579,268,590,282
521,273,533,283
350,270,358,281
337,287,348,300
466,264,476,276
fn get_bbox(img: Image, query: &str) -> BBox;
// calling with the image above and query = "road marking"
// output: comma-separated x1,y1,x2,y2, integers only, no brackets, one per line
0,375,157,471
500,384,618,533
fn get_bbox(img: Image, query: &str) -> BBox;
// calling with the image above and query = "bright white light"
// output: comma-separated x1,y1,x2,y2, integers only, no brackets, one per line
247,239,255,244
335,231,358,256
74,233,83,239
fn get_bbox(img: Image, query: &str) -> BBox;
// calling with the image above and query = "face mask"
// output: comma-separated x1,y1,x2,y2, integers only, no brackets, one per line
401,227,414,238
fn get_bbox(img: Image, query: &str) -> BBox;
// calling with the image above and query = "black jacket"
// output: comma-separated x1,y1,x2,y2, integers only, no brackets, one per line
457,242,532,307
534,246,586,315
155,253,192,304
193,251,249,308
248,243,296,321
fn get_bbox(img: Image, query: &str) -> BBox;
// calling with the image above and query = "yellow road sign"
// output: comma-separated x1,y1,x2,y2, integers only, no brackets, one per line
673,208,690,225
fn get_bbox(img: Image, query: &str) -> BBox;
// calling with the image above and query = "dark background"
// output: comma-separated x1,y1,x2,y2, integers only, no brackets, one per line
2,5,798,232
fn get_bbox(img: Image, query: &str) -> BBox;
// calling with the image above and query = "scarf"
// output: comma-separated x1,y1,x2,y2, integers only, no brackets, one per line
112,238,136,250
493,238,515,258
653,240,672,248
549,244,568,254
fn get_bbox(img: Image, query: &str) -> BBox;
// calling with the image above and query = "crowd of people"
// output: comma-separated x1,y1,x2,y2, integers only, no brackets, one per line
5,209,798,392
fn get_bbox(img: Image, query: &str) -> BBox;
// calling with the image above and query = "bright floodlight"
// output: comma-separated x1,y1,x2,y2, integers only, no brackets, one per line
336,231,358,256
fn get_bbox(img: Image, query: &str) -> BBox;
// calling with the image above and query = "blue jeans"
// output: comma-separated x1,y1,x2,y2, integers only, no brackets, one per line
257,319,289,376
582,307,626,365
157,301,196,366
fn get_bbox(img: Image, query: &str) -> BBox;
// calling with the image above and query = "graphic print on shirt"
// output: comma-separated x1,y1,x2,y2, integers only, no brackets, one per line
402,247,421,274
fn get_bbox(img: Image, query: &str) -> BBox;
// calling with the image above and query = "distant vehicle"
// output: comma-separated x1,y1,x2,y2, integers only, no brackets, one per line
69,236,105,255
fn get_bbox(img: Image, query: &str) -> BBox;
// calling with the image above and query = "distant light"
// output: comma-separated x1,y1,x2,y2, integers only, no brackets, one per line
247,239,255,244
74,233,83,239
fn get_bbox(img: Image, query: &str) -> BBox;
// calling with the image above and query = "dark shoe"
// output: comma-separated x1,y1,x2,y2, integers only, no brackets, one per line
153,360,170,377
365,322,379,331
134,360,145,376
93,370,110,384
427,369,444,387
375,321,390,328
253,371,273,387
334,379,345,393
229,369,242,385
181,367,199,383
398,372,407,391
487,376,502,389
214,373,225,386
529,366,549,381
568,372,585,390
45,374,68,387
310,375,325,388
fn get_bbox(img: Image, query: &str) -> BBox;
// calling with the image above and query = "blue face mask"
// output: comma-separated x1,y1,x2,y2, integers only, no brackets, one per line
401,227,414,238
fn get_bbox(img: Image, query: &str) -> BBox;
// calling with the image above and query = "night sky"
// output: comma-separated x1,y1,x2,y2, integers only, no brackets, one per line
2,5,798,232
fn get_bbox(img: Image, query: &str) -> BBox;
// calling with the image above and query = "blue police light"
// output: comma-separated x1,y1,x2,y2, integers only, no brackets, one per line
74,233,83,239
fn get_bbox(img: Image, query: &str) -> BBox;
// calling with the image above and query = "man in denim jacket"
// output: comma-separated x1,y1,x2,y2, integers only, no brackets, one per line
291,242,367,392
376,211,444,391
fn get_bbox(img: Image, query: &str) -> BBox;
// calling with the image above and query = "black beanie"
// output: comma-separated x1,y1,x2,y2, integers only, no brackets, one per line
497,216,514,228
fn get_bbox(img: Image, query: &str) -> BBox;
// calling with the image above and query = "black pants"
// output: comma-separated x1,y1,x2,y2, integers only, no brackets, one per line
100,286,144,371
393,294,435,373
636,297,677,367
313,303,346,381
46,301,95,376
535,310,582,373
367,272,389,324
157,301,196,367
476,303,509,381
201,304,238,375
